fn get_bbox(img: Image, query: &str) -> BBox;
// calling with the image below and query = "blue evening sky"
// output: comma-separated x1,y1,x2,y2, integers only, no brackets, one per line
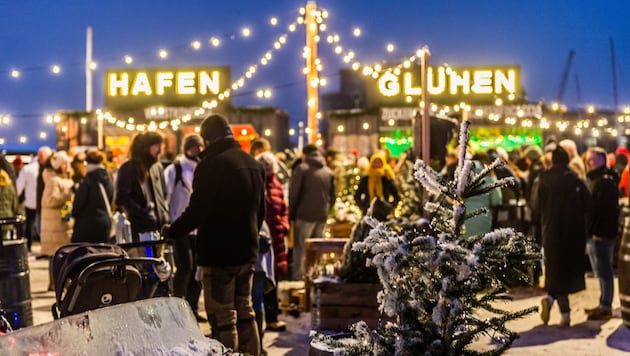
1,0,629,151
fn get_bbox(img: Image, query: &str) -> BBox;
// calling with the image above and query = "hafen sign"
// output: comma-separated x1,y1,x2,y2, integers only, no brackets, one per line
104,66,231,112
369,65,522,105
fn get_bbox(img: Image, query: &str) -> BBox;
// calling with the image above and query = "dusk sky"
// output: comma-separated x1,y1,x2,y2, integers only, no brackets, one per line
1,0,630,151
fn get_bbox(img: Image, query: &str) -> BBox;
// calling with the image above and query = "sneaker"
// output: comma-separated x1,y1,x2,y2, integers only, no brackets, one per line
586,307,612,321
540,296,553,325
584,306,599,315
266,321,286,332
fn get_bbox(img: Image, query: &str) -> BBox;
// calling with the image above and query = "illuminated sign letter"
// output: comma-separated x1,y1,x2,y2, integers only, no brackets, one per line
471,70,493,94
495,69,516,94
199,71,220,95
403,72,421,95
378,71,400,97
177,72,196,95
131,72,152,96
108,73,129,96
156,72,174,95
449,70,471,95
427,67,446,95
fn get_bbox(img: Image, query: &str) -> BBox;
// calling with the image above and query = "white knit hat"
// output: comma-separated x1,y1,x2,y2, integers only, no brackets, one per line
50,151,71,170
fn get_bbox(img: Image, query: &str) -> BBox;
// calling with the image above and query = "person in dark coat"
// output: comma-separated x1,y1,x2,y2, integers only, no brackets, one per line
115,132,169,241
584,147,619,320
165,114,265,355
532,146,591,327
71,151,114,243
288,144,335,281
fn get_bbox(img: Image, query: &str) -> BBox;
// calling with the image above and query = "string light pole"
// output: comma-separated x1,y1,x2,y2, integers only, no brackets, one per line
305,0,319,144
414,46,431,166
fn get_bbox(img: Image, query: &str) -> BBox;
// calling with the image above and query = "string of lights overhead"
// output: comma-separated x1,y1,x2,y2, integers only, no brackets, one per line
1,4,629,146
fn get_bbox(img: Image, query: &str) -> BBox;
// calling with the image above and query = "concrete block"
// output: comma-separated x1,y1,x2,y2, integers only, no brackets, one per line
0,297,228,355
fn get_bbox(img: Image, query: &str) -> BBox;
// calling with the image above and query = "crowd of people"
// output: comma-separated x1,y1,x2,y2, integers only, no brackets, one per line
2,117,630,352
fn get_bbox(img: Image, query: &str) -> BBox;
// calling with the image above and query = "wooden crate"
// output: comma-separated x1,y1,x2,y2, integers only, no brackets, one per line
312,281,384,330
328,222,355,239
304,238,347,311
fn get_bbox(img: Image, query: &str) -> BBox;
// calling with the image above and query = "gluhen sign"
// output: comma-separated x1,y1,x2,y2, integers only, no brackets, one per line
371,65,521,105
104,66,231,112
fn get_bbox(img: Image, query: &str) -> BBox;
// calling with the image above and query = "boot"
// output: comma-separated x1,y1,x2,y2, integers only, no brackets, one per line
540,295,553,325
560,312,570,327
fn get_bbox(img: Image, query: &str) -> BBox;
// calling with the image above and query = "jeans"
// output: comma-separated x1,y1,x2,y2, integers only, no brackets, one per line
24,208,38,251
252,271,266,344
172,235,202,314
201,264,260,355
587,238,616,309
290,219,326,281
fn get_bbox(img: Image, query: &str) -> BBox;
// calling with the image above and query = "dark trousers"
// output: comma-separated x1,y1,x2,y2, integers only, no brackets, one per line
172,235,202,314
201,264,260,355
24,208,38,251
264,286,280,323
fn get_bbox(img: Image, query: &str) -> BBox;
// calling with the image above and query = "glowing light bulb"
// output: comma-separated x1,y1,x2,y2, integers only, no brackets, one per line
158,49,168,59
124,55,133,64
362,122,370,130
241,27,251,37
264,129,272,136
386,43,395,53
89,61,97,70
19,136,27,143
269,17,278,26
353,27,361,37
11,69,20,78
210,37,221,47
51,65,61,74
191,40,202,50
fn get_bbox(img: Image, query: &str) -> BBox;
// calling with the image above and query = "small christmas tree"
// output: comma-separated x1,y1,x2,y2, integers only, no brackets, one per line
315,120,539,355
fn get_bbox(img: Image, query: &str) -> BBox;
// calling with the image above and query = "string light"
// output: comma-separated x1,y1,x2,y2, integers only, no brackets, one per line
51,65,61,74
11,69,20,78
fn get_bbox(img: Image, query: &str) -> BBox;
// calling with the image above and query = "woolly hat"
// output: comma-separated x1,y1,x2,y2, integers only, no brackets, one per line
302,144,319,155
85,150,106,164
50,151,71,170
523,145,543,161
551,146,570,165
183,134,204,152
200,114,233,143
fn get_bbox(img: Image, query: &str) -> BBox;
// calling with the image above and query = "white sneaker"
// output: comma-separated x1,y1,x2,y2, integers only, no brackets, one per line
540,296,553,325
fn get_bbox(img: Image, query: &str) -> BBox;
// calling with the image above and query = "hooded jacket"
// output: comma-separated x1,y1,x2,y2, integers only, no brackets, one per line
288,151,335,222
585,166,619,239
168,138,265,267
71,165,114,243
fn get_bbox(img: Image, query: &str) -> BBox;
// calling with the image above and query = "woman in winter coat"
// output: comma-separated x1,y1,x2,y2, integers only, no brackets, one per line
0,168,19,238
71,150,114,243
531,146,591,326
354,152,400,216
40,151,74,290
256,151,290,332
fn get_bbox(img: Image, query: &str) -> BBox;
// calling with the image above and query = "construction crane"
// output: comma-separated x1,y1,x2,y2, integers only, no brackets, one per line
555,49,575,103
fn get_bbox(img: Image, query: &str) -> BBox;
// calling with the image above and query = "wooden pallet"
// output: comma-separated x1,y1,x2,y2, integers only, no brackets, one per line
312,281,385,330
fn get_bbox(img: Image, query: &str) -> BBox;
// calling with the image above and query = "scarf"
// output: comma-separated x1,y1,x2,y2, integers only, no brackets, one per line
366,153,393,202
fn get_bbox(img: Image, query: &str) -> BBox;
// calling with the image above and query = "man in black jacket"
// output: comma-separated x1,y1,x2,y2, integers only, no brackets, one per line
165,114,265,355
584,147,619,320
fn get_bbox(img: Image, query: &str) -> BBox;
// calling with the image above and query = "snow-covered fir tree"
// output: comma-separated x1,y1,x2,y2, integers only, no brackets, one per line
315,120,539,355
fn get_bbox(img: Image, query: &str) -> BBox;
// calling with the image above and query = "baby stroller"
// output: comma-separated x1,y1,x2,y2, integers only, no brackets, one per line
51,243,171,319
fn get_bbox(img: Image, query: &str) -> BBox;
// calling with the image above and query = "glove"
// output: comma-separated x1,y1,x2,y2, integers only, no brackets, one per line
153,258,172,282
160,224,172,240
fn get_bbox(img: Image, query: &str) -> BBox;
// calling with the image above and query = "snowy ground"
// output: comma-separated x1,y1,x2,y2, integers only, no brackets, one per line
24,242,630,355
